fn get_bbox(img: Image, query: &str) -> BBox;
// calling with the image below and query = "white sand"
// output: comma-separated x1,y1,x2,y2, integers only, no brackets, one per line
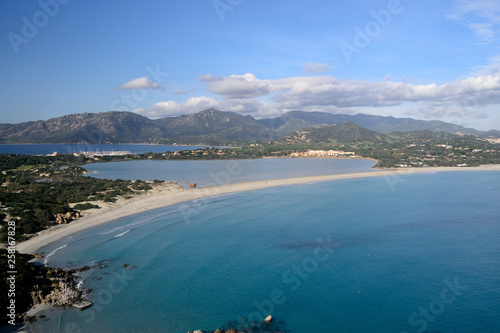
16,164,500,254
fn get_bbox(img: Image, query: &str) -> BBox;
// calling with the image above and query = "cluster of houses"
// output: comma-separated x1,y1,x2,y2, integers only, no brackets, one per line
45,151,131,157
485,138,500,144
290,149,356,158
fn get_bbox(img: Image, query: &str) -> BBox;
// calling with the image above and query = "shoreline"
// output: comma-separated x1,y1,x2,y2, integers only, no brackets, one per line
16,164,500,254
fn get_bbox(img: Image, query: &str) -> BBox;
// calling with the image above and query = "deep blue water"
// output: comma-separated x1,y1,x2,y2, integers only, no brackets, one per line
25,171,500,333
83,158,377,187
0,144,206,155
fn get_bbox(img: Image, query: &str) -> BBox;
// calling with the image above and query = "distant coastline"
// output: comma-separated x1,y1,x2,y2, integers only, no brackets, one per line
17,164,500,254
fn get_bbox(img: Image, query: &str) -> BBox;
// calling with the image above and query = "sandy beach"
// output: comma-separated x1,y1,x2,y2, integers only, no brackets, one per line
16,164,500,254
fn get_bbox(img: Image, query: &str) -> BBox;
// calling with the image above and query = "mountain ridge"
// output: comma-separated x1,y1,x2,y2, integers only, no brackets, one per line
0,109,498,144
257,110,487,136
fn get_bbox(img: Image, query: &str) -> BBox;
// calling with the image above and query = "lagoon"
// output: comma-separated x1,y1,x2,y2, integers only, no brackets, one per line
83,158,377,187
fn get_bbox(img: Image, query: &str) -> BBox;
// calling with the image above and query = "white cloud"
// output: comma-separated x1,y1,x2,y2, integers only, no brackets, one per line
116,77,163,90
134,96,220,118
199,73,272,98
447,0,500,44
302,62,334,74
172,89,189,94
198,74,219,81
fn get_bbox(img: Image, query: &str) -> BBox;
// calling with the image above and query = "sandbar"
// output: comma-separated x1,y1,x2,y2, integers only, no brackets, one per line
16,164,500,254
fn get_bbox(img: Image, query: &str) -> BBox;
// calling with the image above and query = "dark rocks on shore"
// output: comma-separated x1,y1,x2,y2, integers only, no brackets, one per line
6,253,94,325
188,316,287,333
30,264,93,311
24,315,37,323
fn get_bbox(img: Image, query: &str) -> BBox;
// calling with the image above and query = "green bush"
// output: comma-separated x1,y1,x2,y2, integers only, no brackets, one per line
73,203,100,210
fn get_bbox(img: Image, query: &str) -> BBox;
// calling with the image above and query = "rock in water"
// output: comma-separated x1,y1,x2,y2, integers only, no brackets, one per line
72,300,92,310
264,315,273,323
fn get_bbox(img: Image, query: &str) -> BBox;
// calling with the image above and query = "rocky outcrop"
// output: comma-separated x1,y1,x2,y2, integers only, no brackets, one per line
54,211,81,224
188,316,284,333
30,266,91,309
45,281,81,306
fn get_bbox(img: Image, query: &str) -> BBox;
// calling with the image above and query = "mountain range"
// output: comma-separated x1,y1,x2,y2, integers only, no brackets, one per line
0,109,499,144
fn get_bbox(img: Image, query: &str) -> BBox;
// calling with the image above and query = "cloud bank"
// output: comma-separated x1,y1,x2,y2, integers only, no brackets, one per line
134,71,500,127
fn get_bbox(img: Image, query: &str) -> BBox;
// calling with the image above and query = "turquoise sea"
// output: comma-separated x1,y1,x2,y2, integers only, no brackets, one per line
23,171,500,332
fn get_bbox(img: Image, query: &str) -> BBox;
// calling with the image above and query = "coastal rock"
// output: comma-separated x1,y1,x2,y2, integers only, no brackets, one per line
45,281,81,307
72,300,92,310
23,315,36,323
264,315,272,323
54,211,80,224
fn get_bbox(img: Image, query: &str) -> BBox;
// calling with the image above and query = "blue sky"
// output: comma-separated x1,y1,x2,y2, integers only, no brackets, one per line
1,0,500,130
